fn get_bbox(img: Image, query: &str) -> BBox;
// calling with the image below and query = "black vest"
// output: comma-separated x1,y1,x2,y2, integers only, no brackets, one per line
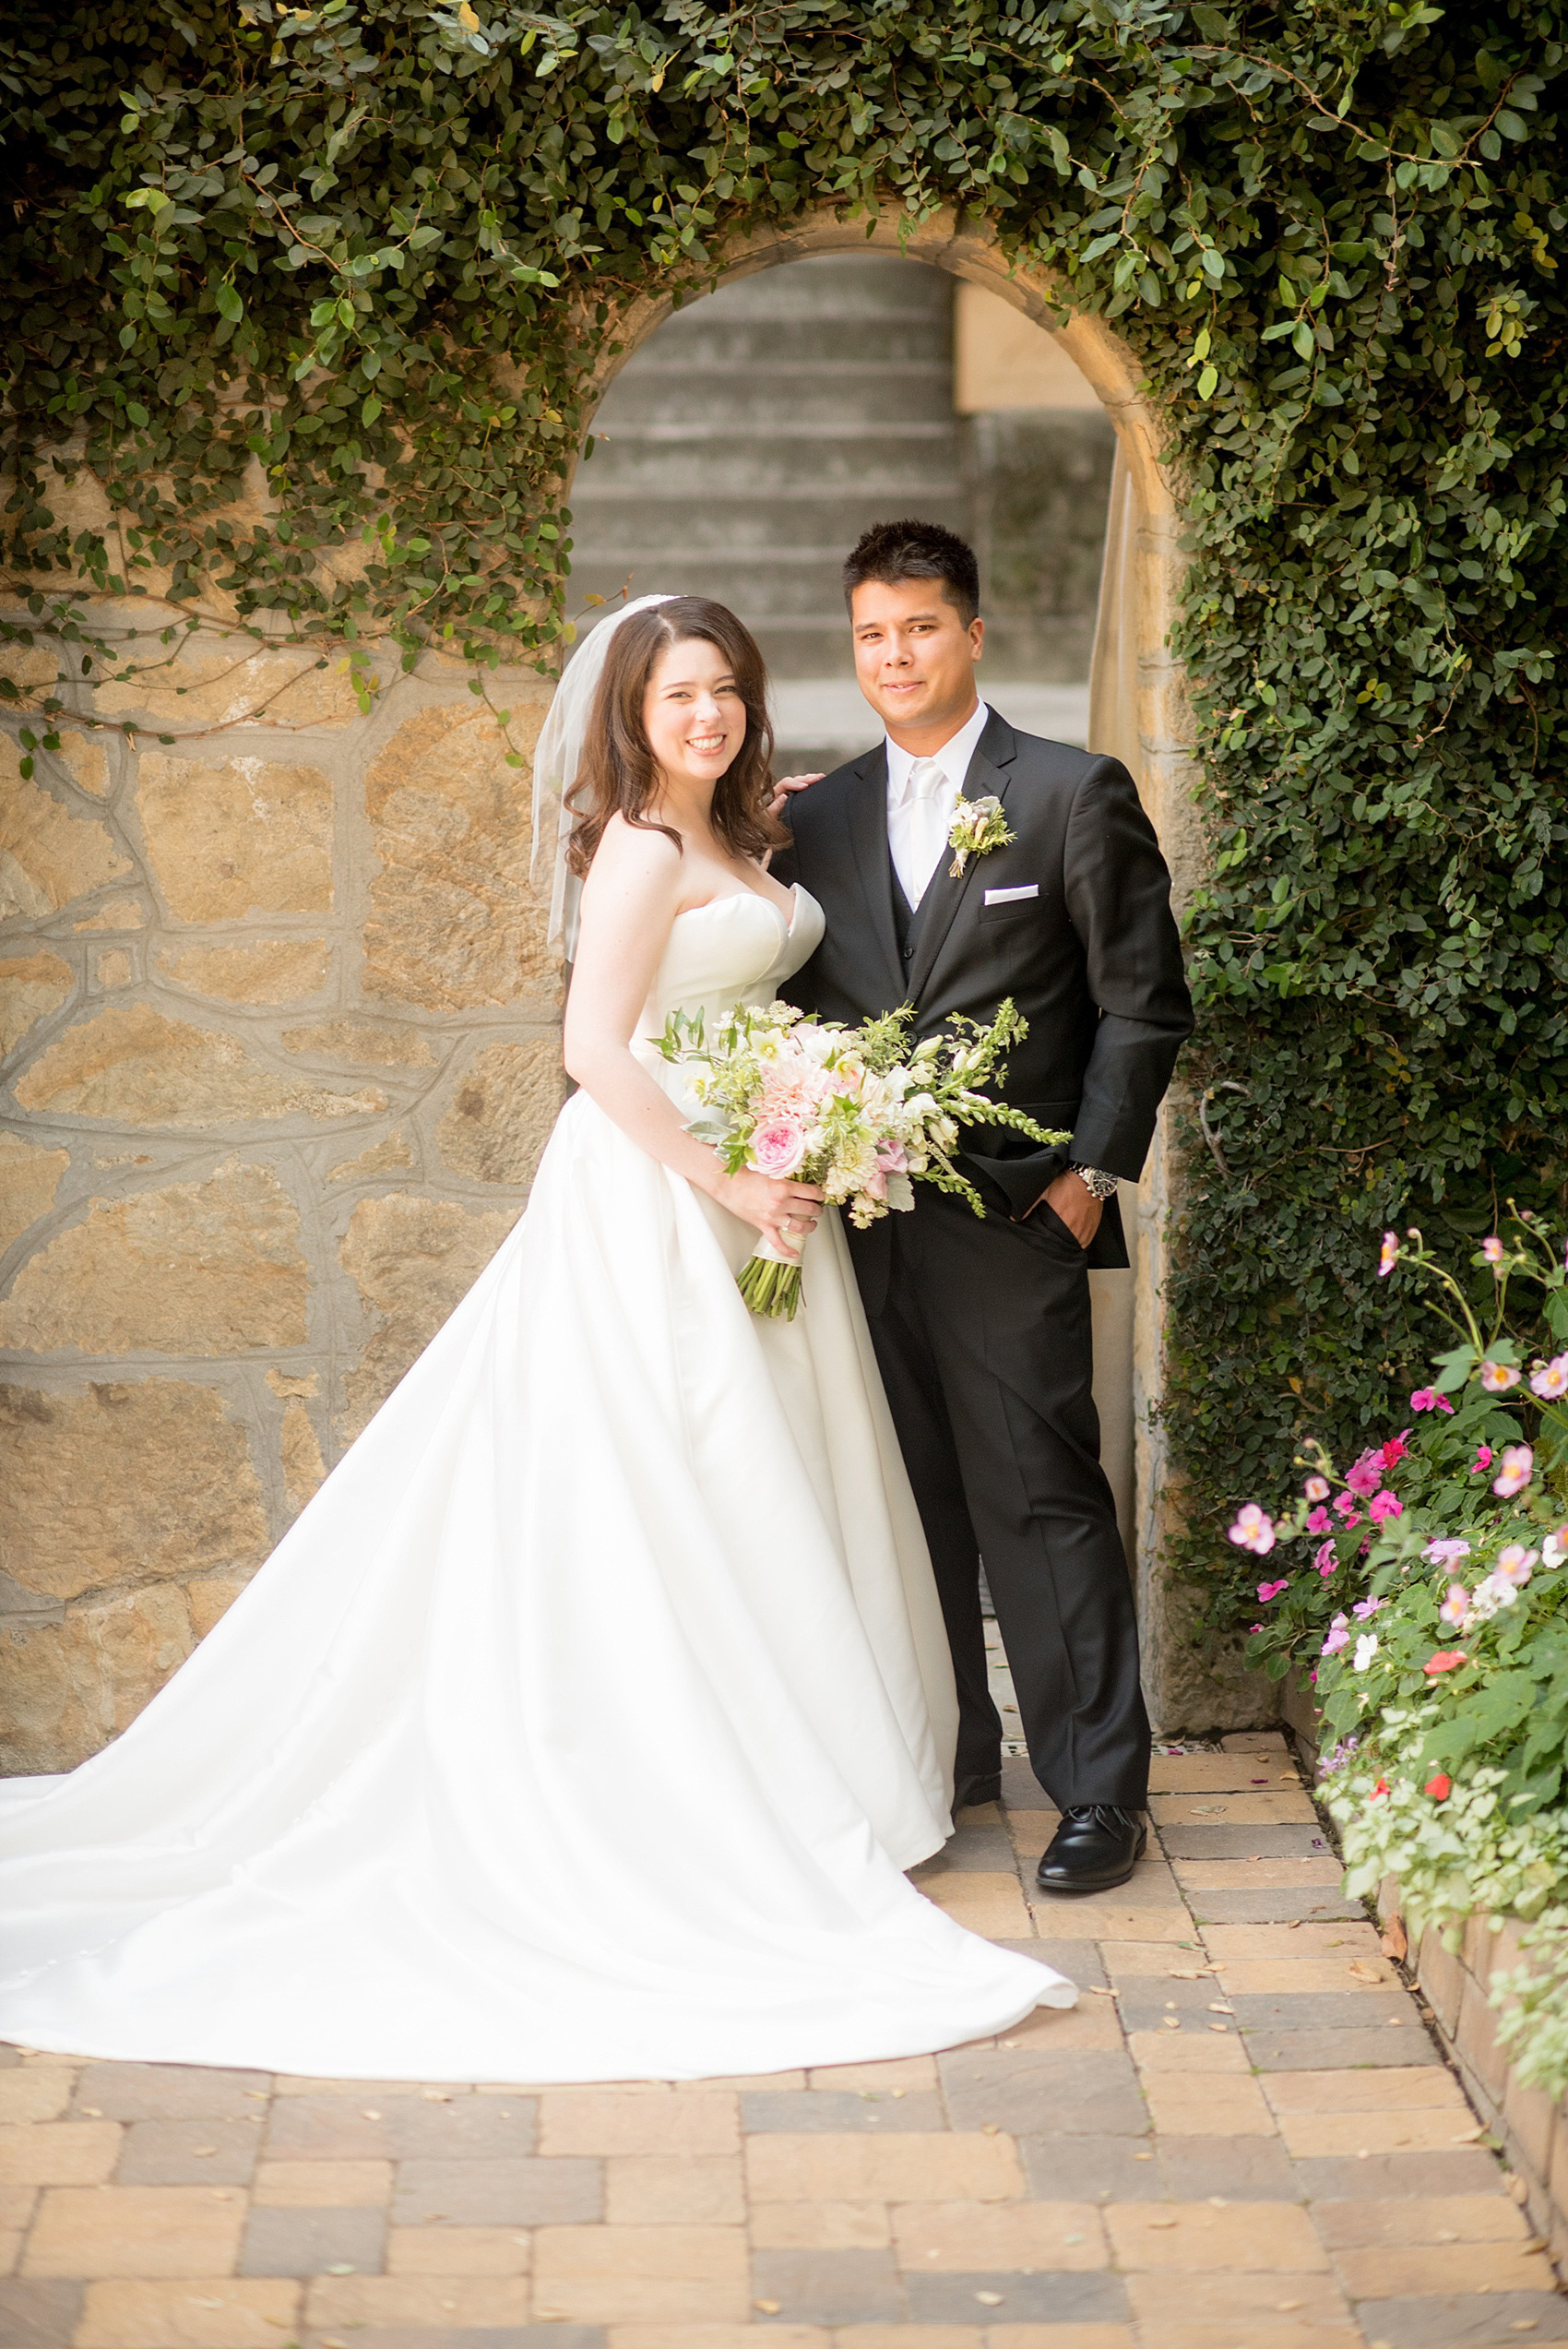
890,868,923,972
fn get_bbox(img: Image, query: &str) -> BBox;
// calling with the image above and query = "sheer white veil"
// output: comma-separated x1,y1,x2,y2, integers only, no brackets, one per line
530,593,678,956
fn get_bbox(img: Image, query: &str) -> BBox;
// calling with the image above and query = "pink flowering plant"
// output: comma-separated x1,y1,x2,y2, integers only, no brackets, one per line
1233,1210,1568,1684
1230,1211,1568,2093
660,997,1066,1319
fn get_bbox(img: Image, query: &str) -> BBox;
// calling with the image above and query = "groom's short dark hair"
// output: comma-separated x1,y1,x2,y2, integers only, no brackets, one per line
843,519,980,626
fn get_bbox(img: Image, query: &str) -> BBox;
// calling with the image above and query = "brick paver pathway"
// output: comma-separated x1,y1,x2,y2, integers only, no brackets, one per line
3,1730,1564,2349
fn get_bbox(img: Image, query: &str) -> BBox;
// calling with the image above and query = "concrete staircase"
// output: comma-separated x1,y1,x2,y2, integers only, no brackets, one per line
567,254,1109,765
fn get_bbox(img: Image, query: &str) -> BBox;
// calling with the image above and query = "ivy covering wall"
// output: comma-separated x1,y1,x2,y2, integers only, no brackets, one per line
3,0,1564,1636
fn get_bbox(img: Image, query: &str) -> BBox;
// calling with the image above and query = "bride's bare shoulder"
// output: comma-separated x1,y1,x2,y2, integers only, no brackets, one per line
582,812,683,896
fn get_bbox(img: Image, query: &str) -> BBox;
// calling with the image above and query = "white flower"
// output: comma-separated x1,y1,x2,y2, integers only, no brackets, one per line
1352,1632,1380,1672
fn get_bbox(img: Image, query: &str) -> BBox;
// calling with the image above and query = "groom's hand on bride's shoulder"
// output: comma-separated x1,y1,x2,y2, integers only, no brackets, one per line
766,772,825,824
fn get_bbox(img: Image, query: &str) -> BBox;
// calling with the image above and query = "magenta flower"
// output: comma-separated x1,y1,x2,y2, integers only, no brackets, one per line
1470,1444,1494,1475
1314,1540,1338,1577
1493,1444,1534,1499
1306,1506,1332,1534
1332,1492,1363,1527
1257,1578,1289,1604
1345,1449,1384,1496
1368,1490,1403,1523
1409,1387,1454,1414
1229,1503,1277,1556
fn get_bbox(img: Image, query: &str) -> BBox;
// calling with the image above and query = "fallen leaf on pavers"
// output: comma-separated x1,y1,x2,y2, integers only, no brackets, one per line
976,2291,1004,2305
326,2263,357,2275
1511,2324,1538,2333
193,2146,218,2157
981,2122,1001,2134
1277,2299,1305,2310
1350,1960,1385,1982
1381,1915,1408,1961
754,2301,782,2315
362,2108,382,2118
1208,2024,1229,2033
1161,2017,1182,2030
1207,2002,1234,2014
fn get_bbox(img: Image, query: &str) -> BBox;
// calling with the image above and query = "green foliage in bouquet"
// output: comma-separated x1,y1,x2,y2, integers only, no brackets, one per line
1230,1215,1568,2091
1,1,1564,1583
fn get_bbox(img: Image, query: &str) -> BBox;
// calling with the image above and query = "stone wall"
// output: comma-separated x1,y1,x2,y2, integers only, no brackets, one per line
0,613,560,1771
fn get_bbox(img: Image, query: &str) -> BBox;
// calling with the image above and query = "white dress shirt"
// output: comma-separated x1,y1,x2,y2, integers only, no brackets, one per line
885,699,992,909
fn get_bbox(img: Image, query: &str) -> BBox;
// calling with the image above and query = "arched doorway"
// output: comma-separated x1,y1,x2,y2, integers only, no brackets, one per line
567,209,1201,1725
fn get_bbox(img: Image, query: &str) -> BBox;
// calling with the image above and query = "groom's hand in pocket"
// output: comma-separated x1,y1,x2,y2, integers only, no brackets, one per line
1032,1169,1103,1249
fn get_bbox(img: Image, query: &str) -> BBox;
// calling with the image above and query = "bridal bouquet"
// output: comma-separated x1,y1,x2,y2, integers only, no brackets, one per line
659,998,1068,1318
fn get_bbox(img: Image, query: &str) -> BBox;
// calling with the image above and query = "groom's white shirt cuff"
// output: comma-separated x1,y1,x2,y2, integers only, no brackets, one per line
885,699,992,907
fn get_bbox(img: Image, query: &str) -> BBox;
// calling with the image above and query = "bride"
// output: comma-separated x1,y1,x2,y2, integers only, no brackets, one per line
0,593,1073,2082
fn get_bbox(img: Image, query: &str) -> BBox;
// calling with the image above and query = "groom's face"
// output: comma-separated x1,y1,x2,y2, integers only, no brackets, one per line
849,577,984,745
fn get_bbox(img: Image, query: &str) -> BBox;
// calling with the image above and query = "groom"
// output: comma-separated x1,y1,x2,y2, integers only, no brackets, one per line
776,519,1193,1893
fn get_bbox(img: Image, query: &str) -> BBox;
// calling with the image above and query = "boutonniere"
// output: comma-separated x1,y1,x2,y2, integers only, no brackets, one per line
946,794,1016,879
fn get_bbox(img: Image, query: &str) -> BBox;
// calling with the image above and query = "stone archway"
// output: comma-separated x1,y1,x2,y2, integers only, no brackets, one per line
571,204,1210,1729
0,207,1231,1772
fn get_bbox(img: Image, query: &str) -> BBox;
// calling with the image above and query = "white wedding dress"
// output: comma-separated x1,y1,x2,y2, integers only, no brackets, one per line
0,885,1072,2081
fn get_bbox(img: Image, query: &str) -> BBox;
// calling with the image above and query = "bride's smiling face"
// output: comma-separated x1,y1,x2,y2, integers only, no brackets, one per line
643,635,747,795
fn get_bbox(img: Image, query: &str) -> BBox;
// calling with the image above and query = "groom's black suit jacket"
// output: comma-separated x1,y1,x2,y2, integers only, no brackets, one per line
775,709,1194,1282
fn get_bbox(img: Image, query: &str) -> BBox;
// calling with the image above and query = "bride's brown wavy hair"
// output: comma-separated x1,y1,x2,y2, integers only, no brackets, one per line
565,597,784,876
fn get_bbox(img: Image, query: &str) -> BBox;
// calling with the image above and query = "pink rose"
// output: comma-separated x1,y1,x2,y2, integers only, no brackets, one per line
751,1118,807,1178
875,1140,909,1173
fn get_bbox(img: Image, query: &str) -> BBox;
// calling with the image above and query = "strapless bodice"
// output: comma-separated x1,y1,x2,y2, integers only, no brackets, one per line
635,885,825,1049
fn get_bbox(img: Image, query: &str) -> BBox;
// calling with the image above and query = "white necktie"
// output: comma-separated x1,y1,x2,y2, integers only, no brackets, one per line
903,758,948,908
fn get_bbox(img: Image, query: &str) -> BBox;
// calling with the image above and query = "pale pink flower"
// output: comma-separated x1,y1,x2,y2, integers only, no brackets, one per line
1229,1503,1276,1556
1493,1443,1534,1498
875,1139,909,1174
750,1118,807,1178
1368,1489,1403,1523
1530,1353,1568,1401
1320,1613,1350,1655
1304,1474,1331,1502
1439,1582,1471,1627
1425,1537,1471,1568
1480,1360,1522,1393
1495,1544,1537,1587
1481,1234,1506,1266
1352,1596,1383,1621
1378,1231,1400,1277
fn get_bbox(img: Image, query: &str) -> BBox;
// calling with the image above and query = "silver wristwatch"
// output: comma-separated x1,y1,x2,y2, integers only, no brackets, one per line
1069,1163,1119,1202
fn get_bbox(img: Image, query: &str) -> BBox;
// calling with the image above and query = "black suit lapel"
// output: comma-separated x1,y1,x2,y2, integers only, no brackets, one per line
842,746,907,1009
907,710,1018,1001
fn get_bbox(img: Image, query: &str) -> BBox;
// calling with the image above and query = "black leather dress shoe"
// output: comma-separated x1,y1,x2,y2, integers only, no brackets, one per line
1035,1805,1146,1894
954,1770,1003,1810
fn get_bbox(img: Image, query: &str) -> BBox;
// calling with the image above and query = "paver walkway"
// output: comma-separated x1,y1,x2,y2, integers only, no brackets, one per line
3,1730,1564,2349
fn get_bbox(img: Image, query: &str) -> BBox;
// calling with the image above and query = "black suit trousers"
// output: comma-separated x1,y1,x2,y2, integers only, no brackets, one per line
849,1189,1150,1812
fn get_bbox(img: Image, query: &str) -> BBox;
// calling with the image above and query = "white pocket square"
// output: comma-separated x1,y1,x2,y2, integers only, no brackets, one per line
983,883,1039,905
